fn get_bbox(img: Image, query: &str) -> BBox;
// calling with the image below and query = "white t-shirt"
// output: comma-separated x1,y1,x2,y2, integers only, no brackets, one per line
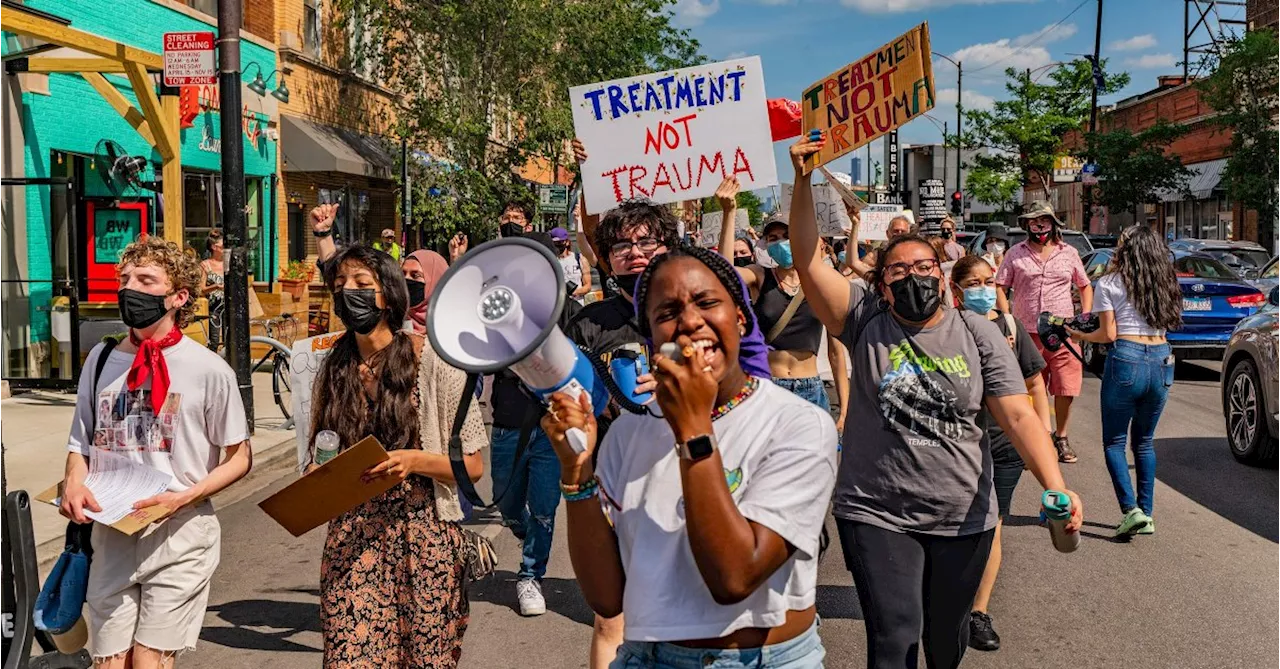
1095,273,1164,336
559,252,584,302
67,337,250,492
596,379,838,642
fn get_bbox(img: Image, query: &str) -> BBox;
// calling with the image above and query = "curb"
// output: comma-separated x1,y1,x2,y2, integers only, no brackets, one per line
35,429,299,567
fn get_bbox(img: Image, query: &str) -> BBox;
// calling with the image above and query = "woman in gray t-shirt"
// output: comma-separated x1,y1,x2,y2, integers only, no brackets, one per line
785,136,1083,669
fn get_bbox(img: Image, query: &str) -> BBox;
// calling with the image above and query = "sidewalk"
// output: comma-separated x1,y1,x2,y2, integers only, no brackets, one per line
1,371,298,564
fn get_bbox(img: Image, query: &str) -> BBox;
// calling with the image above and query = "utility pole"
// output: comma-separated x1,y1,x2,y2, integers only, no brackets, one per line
955,61,963,209
942,121,948,190
218,0,252,427
1085,0,1104,232
401,138,411,248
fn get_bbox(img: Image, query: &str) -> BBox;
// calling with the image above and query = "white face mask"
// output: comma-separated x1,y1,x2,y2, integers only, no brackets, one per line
986,242,1005,254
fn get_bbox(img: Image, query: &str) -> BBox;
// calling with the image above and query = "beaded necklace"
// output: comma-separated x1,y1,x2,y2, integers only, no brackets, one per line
710,376,760,421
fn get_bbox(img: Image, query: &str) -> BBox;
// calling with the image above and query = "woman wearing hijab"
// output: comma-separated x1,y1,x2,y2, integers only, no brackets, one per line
402,249,449,334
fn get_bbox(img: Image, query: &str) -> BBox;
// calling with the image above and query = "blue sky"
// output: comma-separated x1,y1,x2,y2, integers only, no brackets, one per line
673,0,1242,189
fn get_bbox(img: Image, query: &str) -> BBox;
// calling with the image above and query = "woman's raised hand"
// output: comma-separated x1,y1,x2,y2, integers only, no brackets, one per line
789,130,826,175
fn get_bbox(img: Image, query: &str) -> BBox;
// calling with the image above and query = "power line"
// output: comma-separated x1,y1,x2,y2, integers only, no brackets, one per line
968,0,1092,74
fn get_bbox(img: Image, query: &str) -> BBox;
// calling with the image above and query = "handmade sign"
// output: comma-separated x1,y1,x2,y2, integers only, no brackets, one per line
570,57,778,214
858,204,906,241
917,178,948,228
699,209,751,247
291,331,346,469
800,23,934,174
781,183,854,237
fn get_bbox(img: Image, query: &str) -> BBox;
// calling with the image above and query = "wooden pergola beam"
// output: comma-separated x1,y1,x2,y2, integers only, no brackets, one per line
0,7,163,70
26,58,136,74
123,62,176,163
80,72,162,157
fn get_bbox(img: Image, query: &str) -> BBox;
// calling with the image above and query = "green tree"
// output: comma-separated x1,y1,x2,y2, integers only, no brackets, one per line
339,0,704,249
964,165,1021,213
1198,28,1279,249
702,190,766,227
958,60,1129,207
1082,121,1191,219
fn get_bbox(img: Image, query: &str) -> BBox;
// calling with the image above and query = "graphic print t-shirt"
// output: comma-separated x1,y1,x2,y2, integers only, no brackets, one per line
835,284,1025,536
67,338,249,492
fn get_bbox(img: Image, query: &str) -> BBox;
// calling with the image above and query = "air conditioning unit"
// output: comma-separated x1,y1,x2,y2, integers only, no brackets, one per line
279,30,300,51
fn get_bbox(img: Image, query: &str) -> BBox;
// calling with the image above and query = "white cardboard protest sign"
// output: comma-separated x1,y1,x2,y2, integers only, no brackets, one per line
699,209,751,247
570,57,778,215
290,331,346,470
858,204,905,241
781,183,854,237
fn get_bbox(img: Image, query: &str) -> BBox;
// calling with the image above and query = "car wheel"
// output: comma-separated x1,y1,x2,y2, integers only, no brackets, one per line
1226,359,1277,466
1082,341,1105,374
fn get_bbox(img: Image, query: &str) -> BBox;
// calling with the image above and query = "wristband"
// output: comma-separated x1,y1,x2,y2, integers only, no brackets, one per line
561,477,600,502
312,227,333,238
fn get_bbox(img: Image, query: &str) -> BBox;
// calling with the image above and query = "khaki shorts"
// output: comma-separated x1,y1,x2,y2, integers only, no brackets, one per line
86,501,221,658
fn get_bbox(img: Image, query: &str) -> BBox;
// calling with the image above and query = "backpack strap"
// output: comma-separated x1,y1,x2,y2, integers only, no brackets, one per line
86,338,119,440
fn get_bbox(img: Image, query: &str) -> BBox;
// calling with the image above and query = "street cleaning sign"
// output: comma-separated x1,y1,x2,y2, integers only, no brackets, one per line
800,23,934,174
570,57,778,215
163,32,216,86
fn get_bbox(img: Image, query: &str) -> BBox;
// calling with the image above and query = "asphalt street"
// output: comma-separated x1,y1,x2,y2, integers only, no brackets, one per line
181,360,1278,669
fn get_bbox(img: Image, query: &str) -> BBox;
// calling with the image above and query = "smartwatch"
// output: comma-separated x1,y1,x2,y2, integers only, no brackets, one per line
676,433,717,461
312,226,333,238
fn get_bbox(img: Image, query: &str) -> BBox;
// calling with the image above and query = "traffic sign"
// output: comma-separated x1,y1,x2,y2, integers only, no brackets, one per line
1081,162,1099,186
163,32,216,87
538,184,569,215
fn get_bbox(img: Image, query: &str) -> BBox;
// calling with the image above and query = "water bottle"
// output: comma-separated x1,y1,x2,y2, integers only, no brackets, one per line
1042,490,1080,553
610,343,654,405
314,430,341,467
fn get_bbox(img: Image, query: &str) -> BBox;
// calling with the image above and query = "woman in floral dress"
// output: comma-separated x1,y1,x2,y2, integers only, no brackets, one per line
309,244,486,667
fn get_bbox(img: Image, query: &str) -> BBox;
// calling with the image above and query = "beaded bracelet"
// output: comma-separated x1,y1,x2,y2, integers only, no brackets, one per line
561,477,600,502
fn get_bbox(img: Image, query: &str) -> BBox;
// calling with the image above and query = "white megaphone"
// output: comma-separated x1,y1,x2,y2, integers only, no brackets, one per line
426,237,609,453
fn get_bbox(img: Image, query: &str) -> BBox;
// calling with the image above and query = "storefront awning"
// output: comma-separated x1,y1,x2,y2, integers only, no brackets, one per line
280,115,393,179
1158,158,1226,202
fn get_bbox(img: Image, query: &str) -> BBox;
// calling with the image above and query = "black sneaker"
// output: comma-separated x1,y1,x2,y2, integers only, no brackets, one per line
968,611,1001,651
1053,434,1079,463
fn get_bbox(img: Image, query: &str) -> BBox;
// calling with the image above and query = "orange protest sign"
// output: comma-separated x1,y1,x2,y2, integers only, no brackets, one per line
800,22,935,175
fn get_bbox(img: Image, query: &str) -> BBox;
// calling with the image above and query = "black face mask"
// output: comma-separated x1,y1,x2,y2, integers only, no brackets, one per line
1029,229,1052,245
612,273,640,297
941,229,954,239
889,274,942,323
500,223,524,239
119,289,171,330
733,256,753,268
336,288,384,334
405,279,426,306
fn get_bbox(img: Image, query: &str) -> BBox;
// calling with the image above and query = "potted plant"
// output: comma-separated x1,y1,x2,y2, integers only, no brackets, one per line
279,260,314,301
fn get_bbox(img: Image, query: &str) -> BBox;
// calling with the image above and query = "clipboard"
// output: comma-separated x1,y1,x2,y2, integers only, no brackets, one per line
258,435,398,537
34,483,172,536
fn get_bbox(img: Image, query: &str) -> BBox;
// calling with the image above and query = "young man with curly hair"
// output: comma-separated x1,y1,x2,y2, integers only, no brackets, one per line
60,236,252,668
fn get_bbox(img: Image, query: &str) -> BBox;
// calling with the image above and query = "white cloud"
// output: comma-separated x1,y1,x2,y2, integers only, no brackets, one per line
1123,53,1177,69
1110,34,1158,51
935,87,997,110
1013,22,1078,47
672,0,720,27
725,50,748,59
841,0,1030,12
951,39,1054,77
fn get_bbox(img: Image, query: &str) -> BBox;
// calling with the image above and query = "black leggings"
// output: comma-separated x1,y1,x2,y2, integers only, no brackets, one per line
837,519,995,669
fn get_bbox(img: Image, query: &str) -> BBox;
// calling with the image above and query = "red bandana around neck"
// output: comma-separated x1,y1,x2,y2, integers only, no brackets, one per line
127,327,184,414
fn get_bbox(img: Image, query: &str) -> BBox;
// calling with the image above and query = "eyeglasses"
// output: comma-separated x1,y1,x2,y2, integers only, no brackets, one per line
883,259,939,282
609,237,661,258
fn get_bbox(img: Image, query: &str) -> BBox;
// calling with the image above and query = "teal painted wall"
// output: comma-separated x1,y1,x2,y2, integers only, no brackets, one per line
5,0,279,343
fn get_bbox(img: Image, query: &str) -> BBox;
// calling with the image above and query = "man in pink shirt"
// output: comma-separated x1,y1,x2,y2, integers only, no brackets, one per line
995,201,1093,463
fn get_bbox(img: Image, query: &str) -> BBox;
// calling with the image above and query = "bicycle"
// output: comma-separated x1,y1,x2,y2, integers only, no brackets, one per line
201,313,298,428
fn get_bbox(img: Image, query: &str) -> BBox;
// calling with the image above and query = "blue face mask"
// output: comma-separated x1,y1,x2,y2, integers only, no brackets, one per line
962,286,998,314
837,251,847,264
767,240,793,268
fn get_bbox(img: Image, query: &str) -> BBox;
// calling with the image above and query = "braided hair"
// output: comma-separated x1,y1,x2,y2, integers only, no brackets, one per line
634,243,756,340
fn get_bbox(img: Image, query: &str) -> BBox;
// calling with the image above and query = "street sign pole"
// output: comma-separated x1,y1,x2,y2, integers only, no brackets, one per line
218,0,252,428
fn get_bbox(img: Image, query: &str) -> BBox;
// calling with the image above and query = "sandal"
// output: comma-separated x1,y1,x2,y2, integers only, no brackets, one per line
1053,434,1079,463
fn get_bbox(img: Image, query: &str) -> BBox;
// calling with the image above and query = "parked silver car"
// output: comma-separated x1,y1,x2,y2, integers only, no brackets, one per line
1222,286,1279,466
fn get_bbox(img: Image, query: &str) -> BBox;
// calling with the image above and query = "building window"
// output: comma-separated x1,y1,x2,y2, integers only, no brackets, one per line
303,0,321,57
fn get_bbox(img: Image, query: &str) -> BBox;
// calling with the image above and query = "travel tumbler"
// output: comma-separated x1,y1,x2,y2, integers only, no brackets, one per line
1042,490,1080,553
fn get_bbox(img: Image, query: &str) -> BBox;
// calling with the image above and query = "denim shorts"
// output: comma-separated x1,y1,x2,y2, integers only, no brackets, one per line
610,622,825,669
773,376,830,412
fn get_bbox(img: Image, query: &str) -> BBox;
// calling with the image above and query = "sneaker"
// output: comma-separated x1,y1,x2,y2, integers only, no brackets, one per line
968,611,1001,651
1115,508,1152,538
1053,434,1079,463
1136,518,1155,535
516,578,546,616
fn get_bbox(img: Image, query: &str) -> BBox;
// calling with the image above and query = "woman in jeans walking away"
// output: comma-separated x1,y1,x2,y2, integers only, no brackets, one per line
1067,225,1182,537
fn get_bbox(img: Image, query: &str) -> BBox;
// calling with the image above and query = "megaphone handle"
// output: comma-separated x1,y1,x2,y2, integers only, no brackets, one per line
566,427,590,455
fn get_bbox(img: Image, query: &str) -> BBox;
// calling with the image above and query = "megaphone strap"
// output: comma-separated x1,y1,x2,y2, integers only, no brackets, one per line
449,372,537,509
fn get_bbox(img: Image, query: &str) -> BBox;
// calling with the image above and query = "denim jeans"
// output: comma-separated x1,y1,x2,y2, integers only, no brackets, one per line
773,376,830,412
1100,340,1173,516
489,425,561,581
610,622,824,669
